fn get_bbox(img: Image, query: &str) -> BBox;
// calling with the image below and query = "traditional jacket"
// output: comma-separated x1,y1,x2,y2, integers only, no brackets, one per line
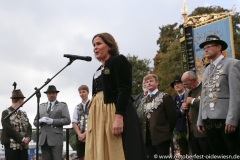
1,107,32,149
76,101,89,133
173,94,187,131
92,54,132,116
139,91,177,145
185,83,206,138
198,57,240,127
34,100,71,146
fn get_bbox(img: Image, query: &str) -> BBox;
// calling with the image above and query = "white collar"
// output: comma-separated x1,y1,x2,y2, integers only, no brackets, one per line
148,88,158,96
82,99,89,105
49,100,56,105
178,91,185,97
212,55,224,66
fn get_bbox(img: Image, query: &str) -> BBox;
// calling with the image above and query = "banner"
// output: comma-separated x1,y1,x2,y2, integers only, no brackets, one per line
193,16,235,81
185,26,195,72
179,24,189,72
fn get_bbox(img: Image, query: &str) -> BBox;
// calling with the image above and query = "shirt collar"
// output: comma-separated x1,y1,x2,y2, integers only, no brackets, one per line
82,99,90,105
212,55,224,66
178,91,185,97
49,100,56,105
148,88,158,96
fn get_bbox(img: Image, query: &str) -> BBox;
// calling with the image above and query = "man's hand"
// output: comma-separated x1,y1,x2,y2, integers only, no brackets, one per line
112,114,124,136
45,117,53,125
78,132,86,142
22,137,30,144
39,117,48,123
197,126,205,134
225,124,236,134
181,99,189,110
186,97,193,105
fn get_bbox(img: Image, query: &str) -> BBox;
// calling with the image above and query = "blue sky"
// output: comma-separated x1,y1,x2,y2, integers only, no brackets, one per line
0,0,239,127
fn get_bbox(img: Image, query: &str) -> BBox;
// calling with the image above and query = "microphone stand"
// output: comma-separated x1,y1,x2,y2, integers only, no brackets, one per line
4,58,76,160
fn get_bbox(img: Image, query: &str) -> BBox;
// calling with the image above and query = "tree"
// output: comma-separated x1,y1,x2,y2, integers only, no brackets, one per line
126,54,151,97
156,23,179,54
154,23,182,94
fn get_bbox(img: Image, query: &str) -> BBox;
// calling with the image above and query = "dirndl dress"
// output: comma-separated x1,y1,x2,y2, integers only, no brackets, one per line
85,91,125,160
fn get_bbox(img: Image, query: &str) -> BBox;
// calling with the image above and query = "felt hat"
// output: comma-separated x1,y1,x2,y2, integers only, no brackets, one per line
199,35,228,51
170,75,182,88
44,85,60,94
10,89,25,99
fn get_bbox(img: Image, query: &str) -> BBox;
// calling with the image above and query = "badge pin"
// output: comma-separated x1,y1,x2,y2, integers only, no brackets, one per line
217,64,222,69
209,93,213,98
147,113,151,119
210,102,215,110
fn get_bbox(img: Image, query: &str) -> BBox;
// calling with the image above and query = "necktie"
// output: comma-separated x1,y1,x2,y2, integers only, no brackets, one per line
209,63,215,74
179,95,183,101
47,102,52,113
148,93,153,99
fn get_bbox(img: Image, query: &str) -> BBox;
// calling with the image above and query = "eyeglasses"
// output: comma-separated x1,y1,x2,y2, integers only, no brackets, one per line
202,45,217,51
182,80,191,86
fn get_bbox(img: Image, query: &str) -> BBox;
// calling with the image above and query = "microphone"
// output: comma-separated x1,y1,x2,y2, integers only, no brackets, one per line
63,54,92,61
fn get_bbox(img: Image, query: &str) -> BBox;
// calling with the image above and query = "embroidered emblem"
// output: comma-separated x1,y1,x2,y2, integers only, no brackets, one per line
139,92,165,119
202,58,224,110
77,103,88,133
103,67,110,75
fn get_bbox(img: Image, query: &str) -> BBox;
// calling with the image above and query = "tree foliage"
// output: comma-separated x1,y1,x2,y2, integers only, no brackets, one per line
188,6,229,16
126,54,151,97
154,34,182,95
156,23,179,53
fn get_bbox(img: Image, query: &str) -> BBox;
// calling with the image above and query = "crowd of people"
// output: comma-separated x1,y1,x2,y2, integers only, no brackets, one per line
1,33,240,160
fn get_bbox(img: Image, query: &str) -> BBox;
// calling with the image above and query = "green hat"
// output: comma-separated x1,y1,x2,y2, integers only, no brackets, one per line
44,85,60,94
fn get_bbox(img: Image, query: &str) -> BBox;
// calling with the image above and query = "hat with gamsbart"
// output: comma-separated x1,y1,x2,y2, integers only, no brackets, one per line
11,89,25,99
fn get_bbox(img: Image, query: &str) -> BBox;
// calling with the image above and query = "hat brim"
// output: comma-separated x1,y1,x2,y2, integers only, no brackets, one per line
44,91,60,94
10,96,26,99
199,40,228,51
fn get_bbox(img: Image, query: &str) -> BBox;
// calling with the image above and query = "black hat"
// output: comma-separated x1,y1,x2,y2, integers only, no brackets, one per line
11,89,25,99
170,75,182,88
199,35,228,51
44,85,60,94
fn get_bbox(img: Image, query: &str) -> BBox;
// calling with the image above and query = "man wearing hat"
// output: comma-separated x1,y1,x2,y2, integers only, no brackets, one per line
197,35,240,155
170,75,189,157
1,88,32,160
34,85,71,160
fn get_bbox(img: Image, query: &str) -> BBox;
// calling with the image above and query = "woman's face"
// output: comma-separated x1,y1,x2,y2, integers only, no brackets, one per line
93,36,111,62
